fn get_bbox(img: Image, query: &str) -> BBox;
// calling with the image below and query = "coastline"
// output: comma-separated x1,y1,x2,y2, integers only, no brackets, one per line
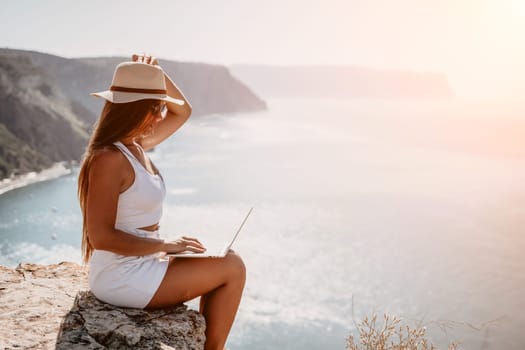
0,162,73,196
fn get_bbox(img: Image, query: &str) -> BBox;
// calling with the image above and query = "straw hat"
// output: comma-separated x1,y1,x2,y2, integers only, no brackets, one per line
90,62,184,106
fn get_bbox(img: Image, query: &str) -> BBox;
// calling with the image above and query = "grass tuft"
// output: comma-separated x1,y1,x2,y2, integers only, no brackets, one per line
346,313,462,350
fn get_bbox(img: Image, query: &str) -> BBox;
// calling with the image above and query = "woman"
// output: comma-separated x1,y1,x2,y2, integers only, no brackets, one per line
78,53,246,350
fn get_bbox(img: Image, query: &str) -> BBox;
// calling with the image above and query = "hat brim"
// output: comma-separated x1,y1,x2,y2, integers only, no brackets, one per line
90,90,185,106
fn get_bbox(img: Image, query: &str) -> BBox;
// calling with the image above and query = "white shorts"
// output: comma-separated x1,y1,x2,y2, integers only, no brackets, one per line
88,227,170,309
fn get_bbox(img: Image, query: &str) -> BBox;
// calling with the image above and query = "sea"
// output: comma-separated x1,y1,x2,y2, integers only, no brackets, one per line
1,98,524,349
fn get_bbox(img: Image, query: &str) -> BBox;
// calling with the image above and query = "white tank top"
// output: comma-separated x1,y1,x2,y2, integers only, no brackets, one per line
112,141,166,231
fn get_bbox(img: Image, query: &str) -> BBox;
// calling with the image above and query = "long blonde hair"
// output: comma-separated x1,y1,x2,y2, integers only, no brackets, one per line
78,99,160,264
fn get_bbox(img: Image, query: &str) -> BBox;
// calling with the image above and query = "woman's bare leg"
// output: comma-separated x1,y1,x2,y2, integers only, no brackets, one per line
199,293,208,313
146,251,246,350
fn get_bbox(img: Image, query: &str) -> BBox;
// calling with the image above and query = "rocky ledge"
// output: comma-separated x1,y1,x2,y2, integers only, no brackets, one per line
0,262,206,349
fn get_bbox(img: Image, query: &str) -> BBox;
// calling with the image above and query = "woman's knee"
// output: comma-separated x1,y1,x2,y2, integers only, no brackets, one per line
225,250,246,282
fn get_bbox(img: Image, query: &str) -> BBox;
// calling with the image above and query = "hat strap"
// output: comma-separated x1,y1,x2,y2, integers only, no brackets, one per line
110,86,167,94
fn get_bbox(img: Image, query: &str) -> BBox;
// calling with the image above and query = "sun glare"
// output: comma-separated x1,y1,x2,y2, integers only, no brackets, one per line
511,0,525,17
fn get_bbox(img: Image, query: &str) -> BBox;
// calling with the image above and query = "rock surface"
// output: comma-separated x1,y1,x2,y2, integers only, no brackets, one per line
0,262,206,349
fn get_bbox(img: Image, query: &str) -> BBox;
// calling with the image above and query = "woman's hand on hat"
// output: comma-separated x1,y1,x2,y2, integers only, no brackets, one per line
132,53,159,66
162,236,207,254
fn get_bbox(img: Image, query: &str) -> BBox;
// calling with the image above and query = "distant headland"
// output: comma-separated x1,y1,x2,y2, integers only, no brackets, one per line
230,64,454,99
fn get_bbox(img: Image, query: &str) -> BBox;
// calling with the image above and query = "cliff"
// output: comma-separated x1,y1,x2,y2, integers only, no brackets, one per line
0,54,89,178
0,48,267,179
0,262,206,350
230,64,455,99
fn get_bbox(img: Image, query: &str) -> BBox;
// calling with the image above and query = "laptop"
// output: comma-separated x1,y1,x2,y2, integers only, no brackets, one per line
167,207,253,258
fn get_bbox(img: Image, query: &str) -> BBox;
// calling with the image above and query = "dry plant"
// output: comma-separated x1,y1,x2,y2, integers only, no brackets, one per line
346,314,461,350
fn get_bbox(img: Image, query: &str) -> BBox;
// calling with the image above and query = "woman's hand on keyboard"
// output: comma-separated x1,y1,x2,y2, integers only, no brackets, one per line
162,236,206,254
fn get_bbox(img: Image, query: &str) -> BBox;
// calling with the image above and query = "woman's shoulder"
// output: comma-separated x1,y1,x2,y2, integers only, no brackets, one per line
89,146,134,194
90,145,127,172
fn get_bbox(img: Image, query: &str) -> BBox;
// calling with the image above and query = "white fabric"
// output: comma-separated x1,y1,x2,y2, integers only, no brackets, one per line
88,142,169,309
89,228,169,308
113,141,166,230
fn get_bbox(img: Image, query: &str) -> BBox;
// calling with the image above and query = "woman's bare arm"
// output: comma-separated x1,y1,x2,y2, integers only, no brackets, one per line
134,54,193,151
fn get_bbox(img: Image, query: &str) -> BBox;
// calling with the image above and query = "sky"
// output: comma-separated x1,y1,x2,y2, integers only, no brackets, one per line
1,0,524,99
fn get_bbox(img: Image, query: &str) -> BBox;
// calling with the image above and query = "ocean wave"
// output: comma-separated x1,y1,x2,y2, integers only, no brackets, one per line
0,241,81,268
0,162,72,196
